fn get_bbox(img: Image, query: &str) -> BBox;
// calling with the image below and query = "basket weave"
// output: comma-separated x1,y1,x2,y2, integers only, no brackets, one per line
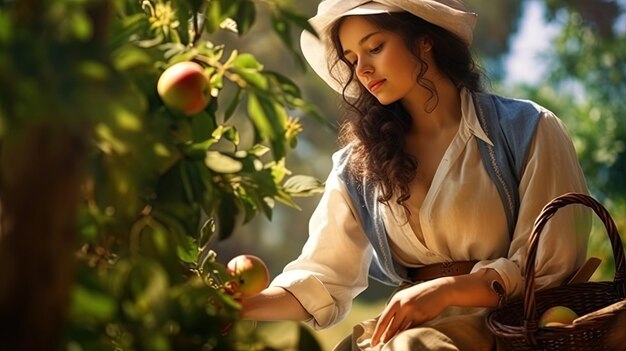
486,193,626,350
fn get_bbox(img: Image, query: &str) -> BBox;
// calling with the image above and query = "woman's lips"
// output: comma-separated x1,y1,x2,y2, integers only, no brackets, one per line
368,79,385,92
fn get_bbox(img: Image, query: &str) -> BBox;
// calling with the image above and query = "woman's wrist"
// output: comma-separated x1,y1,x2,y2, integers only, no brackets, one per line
440,269,503,308
436,276,458,307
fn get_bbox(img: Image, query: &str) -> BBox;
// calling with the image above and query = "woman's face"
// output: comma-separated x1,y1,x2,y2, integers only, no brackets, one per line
338,15,422,105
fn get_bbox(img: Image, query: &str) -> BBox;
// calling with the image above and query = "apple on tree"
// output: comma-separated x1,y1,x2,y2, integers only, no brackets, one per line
157,61,211,115
226,254,270,298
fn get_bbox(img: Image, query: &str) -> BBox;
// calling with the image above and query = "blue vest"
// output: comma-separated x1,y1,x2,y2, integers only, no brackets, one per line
334,92,542,286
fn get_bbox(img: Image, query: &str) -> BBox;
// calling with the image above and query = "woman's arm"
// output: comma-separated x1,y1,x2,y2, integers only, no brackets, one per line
240,286,312,321
370,268,503,345
479,111,591,300
239,152,373,329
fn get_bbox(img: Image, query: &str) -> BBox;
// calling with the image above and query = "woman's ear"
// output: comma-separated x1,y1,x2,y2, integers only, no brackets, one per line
420,37,433,52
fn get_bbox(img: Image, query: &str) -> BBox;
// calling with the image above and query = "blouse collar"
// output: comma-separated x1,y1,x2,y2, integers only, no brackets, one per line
460,88,494,146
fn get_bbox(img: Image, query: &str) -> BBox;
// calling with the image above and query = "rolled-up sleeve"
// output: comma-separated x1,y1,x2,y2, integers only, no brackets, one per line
270,168,373,329
473,111,592,299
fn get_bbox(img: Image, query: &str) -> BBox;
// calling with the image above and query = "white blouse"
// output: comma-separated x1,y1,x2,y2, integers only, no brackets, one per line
270,90,591,329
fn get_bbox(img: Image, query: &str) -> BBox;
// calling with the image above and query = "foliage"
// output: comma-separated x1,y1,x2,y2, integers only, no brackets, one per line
511,1,626,279
0,0,324,349
465,0,523,80
548,11,626,203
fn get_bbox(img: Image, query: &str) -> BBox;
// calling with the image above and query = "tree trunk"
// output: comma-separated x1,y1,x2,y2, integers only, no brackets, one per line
0,125,86,351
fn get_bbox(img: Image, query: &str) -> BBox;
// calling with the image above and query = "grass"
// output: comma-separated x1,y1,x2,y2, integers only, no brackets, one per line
249,298,387,351
311,299,386,350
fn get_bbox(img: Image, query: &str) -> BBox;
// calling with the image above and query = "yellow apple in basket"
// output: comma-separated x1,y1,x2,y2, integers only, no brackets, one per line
539,306,578,327
226,254,270,297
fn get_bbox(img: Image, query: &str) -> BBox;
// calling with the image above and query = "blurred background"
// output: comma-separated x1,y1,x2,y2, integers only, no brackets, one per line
211,0,626,349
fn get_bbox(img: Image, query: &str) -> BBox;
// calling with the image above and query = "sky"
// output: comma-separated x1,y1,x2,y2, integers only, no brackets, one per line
504,0,560,86
506,0,626,86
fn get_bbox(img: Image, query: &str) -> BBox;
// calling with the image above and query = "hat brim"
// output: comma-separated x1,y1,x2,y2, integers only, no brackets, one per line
301,0,477,97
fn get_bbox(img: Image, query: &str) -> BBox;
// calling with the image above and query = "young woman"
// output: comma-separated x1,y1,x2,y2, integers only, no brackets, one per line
242,1,591,349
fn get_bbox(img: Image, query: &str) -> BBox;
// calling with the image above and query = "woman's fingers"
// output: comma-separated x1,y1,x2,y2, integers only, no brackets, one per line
372,299,415,345
371,304,397,345
371,313,413,345
381,315,408,344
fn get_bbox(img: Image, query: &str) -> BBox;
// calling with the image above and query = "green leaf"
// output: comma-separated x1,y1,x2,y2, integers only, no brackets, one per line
246,91,286,159
283,175,324,196
76,60,110,81
175,234,197,264
205,151,243,173
128,259,170,315
0,11,13,44
218,194,237,240
151,201,201,238
69,284,117,321
184,0,204,14
211,125,238,145
109,13,148,50
279,7,317,38
233,53,268,89
268,158,290,183
198,217,216,248
262,197,274,219
297,325,323,351
271,14,306,71
223,126,240,145
209,70,224,96
275,189,301,210
224,87,243,121
233,0,256,36
180,162,195,203
271,15,291,48
233,52,263,70
196,162,218,214
249,144,270,157
155,162,187,203
266,70,302,98
68,9,93,41
184,138,218,160
204,0,239,33
191,99,218,143
246,92,273,138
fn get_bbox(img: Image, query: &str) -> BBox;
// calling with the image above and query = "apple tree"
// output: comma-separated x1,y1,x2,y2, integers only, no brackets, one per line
0,0,325,350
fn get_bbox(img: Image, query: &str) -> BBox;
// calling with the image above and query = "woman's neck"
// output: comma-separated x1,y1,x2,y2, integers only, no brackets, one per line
401,76,462,138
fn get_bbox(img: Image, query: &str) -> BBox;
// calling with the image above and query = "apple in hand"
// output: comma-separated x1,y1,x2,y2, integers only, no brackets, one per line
226,254,270,297
157,61,211,115
539,306,579,327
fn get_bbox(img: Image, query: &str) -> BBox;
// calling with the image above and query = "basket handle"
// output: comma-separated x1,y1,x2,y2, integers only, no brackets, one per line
522,193,626,343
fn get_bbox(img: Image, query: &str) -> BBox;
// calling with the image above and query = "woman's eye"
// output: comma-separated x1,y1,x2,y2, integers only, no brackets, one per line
370,44,384,54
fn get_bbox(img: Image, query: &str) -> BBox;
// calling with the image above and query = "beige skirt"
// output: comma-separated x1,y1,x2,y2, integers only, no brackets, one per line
332,307,495,351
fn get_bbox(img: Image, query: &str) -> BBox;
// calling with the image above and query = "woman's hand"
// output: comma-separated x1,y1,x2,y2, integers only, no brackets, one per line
370,277,454,346
370,269,505,346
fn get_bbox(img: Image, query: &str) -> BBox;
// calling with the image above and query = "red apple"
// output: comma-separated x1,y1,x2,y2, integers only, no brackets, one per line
226,254,270,297
157,61,211,115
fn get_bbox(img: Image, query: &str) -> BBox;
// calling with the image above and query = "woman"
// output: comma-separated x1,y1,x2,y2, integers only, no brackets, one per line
242,1,591,350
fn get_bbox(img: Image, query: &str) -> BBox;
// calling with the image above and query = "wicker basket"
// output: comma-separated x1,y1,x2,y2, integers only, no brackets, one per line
486,193,626,350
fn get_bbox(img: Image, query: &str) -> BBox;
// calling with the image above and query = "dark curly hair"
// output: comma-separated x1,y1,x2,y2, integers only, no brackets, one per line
329,12,484,214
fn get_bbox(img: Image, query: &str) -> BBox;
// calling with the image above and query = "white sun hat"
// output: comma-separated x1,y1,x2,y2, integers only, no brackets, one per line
301,0,478,97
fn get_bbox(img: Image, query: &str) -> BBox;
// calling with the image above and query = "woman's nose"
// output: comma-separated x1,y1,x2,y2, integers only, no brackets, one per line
355,59,373,77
